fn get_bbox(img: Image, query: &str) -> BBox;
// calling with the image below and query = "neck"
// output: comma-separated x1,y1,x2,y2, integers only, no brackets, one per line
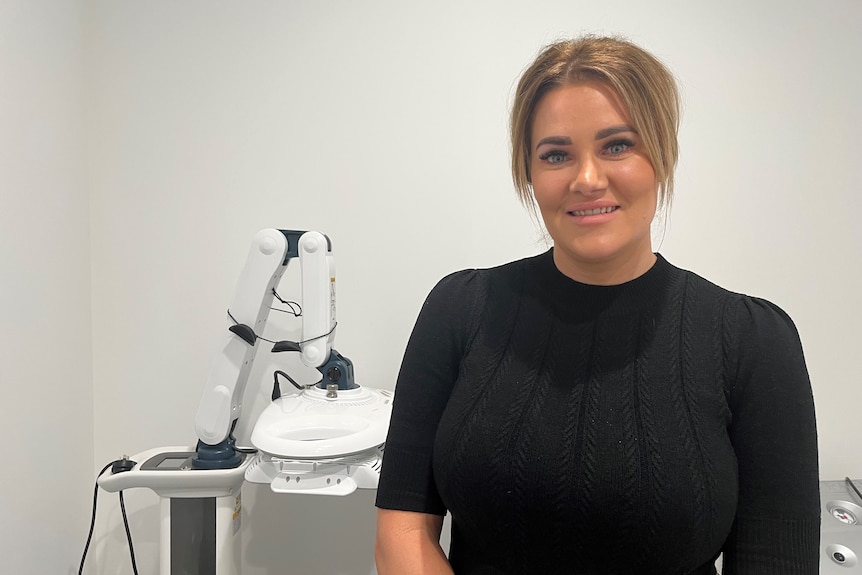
551,249,657,286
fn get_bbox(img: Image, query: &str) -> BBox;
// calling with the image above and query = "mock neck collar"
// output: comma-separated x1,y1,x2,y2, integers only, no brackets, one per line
530,249,681,318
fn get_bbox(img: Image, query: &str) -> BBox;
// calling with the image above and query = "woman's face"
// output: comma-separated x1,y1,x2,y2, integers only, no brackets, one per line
529,82,658,284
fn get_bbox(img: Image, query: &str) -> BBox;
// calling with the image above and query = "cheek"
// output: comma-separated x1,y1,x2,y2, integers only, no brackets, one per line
615,158,655,182
531,170,568,202
615,162,658,204
529,177,562,227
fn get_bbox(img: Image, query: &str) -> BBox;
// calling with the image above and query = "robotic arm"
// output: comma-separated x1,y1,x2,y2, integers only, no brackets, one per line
98,226,389,501
192,229,343,469
95,227,388,575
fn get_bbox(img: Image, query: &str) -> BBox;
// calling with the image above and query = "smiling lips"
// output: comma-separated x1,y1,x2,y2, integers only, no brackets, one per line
568,206,620,217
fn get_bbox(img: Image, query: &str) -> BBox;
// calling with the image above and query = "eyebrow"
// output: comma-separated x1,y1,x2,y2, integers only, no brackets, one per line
534,136,571,149
534,124,638,151
595,124,638,139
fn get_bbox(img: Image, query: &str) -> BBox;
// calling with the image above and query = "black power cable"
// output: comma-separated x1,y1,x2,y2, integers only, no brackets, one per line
79,460,139,575
272,369,305,400
118,491,139,574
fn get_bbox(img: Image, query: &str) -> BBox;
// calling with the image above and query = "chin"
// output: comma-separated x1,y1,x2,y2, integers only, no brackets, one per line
561,239,627,262
556,236,650,268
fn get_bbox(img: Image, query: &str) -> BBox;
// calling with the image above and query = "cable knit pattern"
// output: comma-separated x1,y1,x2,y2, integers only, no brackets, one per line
376,250,820,574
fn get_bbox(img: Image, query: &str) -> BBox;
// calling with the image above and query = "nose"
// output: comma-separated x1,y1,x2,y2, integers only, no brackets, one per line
569,156,607,196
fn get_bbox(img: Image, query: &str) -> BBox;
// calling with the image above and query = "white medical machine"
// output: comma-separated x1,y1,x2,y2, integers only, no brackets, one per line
98,229,392,575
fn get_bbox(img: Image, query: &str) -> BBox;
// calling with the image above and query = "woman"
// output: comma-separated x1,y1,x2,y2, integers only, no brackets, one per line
375,36,820,574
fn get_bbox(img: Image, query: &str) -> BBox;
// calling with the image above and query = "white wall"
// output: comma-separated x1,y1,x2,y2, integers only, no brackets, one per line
3,0,859,572
0,1,93,574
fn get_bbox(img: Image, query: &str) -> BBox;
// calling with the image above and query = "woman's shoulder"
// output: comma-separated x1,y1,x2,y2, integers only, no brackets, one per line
664,257,801,340
428,251,547,297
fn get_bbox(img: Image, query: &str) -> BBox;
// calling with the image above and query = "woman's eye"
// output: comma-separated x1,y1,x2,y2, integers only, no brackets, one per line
539,151,567,164
605,140,634,155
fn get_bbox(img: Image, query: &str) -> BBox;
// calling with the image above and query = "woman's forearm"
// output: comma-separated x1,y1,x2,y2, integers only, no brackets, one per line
375,537,453,575
375,509,454,575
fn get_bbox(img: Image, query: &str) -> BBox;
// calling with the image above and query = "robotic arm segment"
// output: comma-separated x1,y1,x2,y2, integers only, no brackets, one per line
193,229,289,451
297,231,336,368
287,232,355,391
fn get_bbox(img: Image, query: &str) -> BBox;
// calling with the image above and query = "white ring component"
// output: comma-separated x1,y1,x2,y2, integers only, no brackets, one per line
250,386,392,459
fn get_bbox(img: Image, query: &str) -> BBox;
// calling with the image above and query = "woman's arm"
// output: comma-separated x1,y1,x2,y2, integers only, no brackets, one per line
375,509,454,575
721,296,820,574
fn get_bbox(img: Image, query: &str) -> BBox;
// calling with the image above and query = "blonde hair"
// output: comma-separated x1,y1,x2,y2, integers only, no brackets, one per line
510,36,680,212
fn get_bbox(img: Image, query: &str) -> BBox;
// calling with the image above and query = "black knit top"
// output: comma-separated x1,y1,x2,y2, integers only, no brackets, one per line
376,251,820,574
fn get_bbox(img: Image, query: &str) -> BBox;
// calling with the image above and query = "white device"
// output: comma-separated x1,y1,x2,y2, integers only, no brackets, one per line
98,228,392,575
247,383,390,495
820,478,862,571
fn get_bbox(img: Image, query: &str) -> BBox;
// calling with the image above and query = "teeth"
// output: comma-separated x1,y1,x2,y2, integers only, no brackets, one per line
570,206,617,216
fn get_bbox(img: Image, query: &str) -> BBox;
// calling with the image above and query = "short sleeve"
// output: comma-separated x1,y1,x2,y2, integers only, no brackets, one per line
721,296,820,574
375,269,483,515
